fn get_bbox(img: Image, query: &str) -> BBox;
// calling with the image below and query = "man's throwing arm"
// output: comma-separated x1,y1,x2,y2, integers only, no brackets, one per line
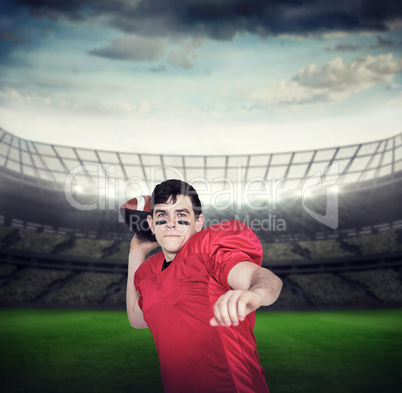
126,235,157,329
210,262,282,327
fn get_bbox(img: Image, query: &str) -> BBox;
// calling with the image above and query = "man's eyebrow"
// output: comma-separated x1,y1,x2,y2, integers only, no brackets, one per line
175,208,190,214
154,208,190,214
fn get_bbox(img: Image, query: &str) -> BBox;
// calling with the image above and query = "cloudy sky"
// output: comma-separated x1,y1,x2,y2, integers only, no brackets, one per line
1,0,401,155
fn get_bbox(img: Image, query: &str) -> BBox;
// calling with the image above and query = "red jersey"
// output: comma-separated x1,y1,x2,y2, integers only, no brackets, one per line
134,220,269,393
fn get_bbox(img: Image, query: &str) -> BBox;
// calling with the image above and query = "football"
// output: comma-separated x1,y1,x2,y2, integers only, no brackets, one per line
120,195,156,241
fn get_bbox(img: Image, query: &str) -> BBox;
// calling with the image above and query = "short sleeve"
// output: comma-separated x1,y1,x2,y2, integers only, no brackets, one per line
206,220,263,289
134,252,163,311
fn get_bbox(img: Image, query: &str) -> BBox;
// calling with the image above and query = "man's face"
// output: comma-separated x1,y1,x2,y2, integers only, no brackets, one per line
147,195,204,261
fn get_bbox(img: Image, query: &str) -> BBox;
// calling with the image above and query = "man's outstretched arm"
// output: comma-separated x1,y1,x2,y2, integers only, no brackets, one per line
126,234,158,329
210,262,282,327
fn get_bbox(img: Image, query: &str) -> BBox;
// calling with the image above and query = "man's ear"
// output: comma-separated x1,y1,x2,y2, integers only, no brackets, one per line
147,215,156,234
195,214,205,233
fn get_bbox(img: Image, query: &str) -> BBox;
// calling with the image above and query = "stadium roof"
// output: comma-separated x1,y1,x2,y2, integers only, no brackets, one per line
0,128,401,205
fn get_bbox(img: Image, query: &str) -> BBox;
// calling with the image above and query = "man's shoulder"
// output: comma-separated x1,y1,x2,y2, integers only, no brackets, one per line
183,220,254,251
205,219,253,234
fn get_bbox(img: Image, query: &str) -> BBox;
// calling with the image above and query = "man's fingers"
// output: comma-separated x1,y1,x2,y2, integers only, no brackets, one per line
237,295,248,321
210,317,219,326
212,290,251,327
227,291,243,326
213,292,230,326
210,290,263,327
216,292,233,326
212,296,224,326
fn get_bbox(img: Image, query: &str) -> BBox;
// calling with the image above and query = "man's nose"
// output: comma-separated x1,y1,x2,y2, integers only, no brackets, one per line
166,214,176,228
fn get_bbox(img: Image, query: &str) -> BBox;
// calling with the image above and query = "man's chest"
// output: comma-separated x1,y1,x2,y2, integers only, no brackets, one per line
138,254,226,322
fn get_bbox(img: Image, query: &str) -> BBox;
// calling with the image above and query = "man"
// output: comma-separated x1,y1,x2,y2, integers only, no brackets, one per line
126,179,282,393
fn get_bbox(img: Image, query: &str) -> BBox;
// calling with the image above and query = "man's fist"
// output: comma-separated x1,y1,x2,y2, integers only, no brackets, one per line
210,289,263,327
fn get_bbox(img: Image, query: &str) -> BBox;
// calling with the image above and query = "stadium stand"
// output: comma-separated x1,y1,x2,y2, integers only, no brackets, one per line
0,263,17,278
0,129,401,310
287,273,371,305
344,232,402,255
272,285,302,307
9,229,69,254
1,263,399,309
262,242,303,262
298,239,354,259
107,285,127,306
57,238,115,258
0,268,73,302
2,225,400,261
42,272,124,305
109,241,130,260
0,226,13,246
341,269,402,304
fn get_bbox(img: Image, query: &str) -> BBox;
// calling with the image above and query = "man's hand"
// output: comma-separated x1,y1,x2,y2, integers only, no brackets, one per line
130,233,158,256
210,289,263,327
209,262,282,327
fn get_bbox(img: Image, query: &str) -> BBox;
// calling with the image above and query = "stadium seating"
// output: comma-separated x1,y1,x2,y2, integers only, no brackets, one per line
0,268,73,302
57,238,115,258
262,242,303,262
1,225,401,310
2,225,401,262
42,272,124,304
342,269,402,303
109,241,130,260
344,232,402,255
1,265,401,308
107,285,127,306
0,226,13,246
273,286,302,307
9,229,69,254
0,264,17,278
287,273,370,305
298,239,354,259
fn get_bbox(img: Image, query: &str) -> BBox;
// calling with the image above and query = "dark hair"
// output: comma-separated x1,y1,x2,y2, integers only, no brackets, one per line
151,179,202,218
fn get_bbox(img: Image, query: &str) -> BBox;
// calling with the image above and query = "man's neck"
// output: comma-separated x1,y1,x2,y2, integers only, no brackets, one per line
163,250,177,262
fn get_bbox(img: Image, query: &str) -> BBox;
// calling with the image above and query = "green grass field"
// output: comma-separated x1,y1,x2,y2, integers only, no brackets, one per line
0,308,401,393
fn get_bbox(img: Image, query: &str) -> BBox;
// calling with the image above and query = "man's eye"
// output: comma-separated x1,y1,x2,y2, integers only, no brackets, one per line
158,213,166,217
178,213,186,217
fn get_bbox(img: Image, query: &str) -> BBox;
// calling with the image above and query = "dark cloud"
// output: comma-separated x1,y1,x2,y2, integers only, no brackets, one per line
369,35,397,49
325,43,363,52
0,32,25,44
325,35,400,53
89,35,165,62
0,31,26,64
0,1,56,65
16,0,402,40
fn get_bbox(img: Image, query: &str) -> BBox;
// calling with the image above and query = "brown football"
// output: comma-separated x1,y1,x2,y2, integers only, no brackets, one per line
120,195,155,241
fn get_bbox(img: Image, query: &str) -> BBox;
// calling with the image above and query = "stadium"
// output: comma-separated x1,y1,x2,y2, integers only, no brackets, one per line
0,128,401,393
